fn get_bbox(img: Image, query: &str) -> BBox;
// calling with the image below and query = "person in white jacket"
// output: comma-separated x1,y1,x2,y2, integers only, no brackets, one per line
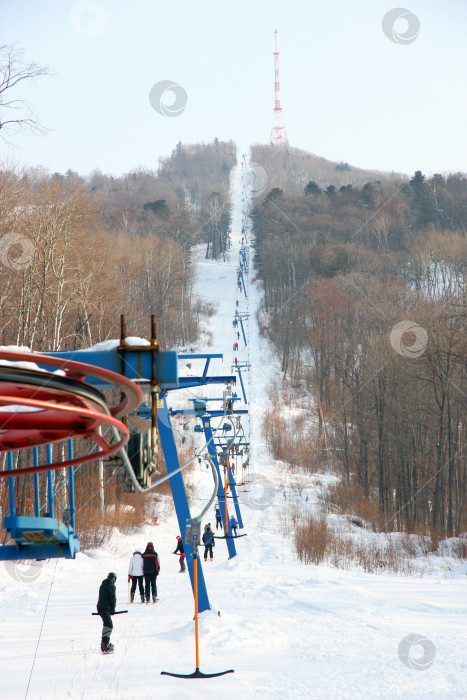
128,551,145,603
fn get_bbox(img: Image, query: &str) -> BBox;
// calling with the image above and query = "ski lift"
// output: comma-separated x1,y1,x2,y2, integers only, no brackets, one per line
136,402,151,419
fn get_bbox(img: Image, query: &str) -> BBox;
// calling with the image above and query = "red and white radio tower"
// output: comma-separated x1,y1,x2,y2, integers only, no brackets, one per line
270,29,289,147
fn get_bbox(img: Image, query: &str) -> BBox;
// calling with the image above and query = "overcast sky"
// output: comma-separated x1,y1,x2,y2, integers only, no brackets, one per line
1,0,466,178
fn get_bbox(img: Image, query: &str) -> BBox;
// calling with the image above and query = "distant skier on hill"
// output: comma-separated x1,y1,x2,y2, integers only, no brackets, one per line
142,542,160,602
128,550,145,603
173,535,186,572
202,525,215,561
215,505,222,529
97,572,117,652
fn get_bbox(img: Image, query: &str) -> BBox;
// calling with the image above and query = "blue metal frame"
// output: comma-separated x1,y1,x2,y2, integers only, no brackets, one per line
0,346,238,616
1,443,80,561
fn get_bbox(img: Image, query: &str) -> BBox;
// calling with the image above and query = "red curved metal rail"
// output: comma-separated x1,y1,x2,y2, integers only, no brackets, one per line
0,349,144,477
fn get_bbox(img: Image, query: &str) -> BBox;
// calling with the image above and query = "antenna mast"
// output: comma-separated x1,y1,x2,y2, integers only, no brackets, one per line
270,29,289,146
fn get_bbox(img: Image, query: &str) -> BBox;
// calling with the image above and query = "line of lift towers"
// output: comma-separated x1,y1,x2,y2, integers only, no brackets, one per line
0,167,253,642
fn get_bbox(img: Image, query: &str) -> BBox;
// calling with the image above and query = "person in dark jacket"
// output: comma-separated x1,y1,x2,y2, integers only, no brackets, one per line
202,525,215,561
97,572,117,652
142,542,160,602
230,515,238,536
173,535,186,572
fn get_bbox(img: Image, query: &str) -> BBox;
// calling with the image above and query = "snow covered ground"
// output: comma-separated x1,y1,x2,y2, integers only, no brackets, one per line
1,155,467,699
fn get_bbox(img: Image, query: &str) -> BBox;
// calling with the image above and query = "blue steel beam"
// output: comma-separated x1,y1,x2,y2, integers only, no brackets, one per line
178,376,235,390
43,349,235,392
228,460,244,529
46,445,54,517
7,452,14,518
157,396,210,612
68,440,76,531
178,353,222,380
33,449,40,516
170,410,248,419
41,349,179,390
0,542,79,560
236,368,248,404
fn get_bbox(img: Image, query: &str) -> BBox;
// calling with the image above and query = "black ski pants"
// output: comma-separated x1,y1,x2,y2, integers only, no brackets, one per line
131,575,145,599
144,573,158,600
204,544,213,560
98,609,113,644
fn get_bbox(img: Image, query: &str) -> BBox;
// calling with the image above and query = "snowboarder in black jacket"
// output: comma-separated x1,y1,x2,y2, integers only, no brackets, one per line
97,572,117,652
142,542,160,602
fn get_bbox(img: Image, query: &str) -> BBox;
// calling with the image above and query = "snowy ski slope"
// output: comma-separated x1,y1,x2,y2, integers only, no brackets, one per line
1,156,467,699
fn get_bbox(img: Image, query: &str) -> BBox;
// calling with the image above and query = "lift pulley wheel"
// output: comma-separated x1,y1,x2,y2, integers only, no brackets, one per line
0,350,144,478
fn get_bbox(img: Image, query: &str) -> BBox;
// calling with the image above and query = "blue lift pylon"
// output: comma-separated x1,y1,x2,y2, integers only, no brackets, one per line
235,312,249,348
157,396,211,612
237,267,248,299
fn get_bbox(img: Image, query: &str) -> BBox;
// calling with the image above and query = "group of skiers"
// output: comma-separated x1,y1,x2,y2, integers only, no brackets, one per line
97,517,240,651
127,541,161,604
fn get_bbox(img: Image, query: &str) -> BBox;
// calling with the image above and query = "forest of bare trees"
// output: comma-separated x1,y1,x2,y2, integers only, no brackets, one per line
253,167,467,538
0,138,235,545
0,139,236,351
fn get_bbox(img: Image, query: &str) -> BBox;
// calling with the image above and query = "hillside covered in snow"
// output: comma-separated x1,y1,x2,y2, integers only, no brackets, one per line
1,156,467,700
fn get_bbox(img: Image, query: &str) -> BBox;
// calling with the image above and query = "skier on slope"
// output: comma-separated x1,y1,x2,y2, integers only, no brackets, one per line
97,572,117,652
142,542,160,602
202,524,215,561
128,550,145,603
173,535,186,572
215,505,222,529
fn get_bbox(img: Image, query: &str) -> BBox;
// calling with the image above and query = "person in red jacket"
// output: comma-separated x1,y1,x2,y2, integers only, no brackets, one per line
142,542,160,602
173,535,186,572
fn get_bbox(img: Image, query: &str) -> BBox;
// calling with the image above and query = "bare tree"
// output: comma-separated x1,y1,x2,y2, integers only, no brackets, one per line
0,44,50,139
